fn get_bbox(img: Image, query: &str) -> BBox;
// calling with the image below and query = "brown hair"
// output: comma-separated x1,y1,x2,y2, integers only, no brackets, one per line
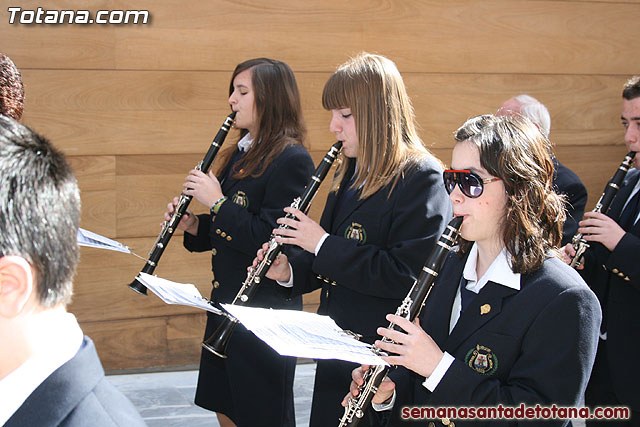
216,58,306,179
454,114,566,274
0,53,25,121
322,53,437,199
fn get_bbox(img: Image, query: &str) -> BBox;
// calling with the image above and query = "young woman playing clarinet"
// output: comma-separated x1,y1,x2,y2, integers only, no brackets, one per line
258,52,452,426
165,58,314,427
344,114,602,426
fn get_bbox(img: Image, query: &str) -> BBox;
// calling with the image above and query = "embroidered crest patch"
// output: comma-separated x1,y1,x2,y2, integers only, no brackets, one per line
465,344,498,375
344,222,366,244
231,191,249,208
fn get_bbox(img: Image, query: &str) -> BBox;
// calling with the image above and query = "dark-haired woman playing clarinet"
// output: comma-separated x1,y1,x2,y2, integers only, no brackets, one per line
165,58,313,427
345,114,602,426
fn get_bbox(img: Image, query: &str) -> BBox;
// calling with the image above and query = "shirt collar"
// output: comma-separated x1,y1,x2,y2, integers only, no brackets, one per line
463,243,521,292
237,133,253,152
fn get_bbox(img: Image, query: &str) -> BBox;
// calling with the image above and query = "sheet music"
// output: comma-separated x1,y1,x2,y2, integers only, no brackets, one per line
77,228,131,254
136,273,222,315
222,304,388,366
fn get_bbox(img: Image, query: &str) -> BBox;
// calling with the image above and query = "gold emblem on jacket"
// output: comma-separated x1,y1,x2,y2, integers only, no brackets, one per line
232,191,249,208
344,222,366,244
465,344,498,375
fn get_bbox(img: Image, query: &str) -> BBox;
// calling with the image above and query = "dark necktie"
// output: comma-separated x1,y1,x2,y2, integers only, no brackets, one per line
220,148,244,186
460,280,477,313
619,189,640,230
335,170,358,213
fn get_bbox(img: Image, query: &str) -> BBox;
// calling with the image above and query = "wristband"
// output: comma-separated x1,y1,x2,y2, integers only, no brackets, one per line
210,196,227,216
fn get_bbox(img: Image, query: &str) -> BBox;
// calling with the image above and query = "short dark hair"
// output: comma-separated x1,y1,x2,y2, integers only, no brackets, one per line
0,115,80,306
0,53,25,120
454,114,565,274
622,76,640,100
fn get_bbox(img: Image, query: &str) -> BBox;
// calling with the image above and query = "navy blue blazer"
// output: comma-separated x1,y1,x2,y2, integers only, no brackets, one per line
553,158,587,246
581,168,640,410
389,253,601,426
289,156,452,339
5,337,145,427
184,143,313,425
184,143,314,308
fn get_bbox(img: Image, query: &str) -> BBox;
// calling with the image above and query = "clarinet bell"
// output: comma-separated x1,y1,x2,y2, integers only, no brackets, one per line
128,277,148,295
202,316,236,358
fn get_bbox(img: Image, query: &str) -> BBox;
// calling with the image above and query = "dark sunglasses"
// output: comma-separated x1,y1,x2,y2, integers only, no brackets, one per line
443,169,502,198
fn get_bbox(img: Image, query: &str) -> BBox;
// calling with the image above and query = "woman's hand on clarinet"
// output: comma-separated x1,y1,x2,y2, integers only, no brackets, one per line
165,197,198,235
561,243,584,269
342,365,396,407
252,243,292,282
578,211,626,252
273,207,327,254
182,169,223,208
376,314,443,378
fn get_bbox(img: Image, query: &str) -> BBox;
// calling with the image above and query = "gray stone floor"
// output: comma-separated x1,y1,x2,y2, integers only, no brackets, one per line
107,362,316,427
108,364,587,427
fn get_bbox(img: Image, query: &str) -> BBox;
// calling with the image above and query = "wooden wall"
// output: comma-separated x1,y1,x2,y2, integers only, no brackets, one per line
1,0,638,371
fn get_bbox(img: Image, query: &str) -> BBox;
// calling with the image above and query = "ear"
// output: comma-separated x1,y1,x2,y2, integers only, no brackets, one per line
0,256,35,318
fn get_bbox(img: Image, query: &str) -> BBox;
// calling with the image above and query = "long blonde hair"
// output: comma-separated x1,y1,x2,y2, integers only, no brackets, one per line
322,53,435,199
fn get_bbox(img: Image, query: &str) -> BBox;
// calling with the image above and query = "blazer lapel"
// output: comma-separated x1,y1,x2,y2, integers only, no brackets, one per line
222,175,241,195
331,191,369,232
607,171,639,220
422,254,466,346
328,161,368,232
220,148,244,194
320,191,338,230
444,281,518,352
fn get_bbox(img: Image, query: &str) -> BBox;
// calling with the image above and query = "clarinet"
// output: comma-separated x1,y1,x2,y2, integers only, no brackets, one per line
570,151,636,269
338,216,463,427
128,112,236,295
202,141,343,358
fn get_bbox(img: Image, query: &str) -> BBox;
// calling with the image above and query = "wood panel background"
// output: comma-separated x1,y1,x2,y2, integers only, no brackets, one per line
1,0,638,371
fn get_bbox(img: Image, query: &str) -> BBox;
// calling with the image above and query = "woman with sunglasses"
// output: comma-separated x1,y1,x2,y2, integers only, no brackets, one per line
256,53,451,426
344,114,602,425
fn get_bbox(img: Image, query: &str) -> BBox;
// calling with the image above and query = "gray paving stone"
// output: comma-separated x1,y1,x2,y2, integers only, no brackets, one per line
108,362,316,426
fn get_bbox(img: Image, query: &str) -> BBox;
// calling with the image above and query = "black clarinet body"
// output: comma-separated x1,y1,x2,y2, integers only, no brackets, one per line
128,112,236,295
338,216,463,427
570,151,636,268
202,141,343,358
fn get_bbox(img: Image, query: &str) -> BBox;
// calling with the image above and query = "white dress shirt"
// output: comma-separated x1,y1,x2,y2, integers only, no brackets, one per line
237,133,253,152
